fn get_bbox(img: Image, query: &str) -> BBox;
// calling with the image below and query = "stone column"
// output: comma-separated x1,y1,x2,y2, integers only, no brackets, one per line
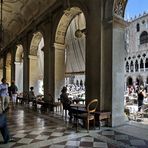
29,55,38,87
143,59,146,72
102,15,128,126
15,61,23,93
22,36,31,93
138,60,140,72
11,46,17,82
54,43,65,100
41,20,54,111
85,0,102,106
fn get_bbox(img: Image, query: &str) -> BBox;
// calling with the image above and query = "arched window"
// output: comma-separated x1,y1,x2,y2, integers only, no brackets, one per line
127,77,133,86
140,59,144,71
126,62,129,72
130,61,134,72
140,31,148,44
136,23,140,32
135,60,138,72
145,58,148,71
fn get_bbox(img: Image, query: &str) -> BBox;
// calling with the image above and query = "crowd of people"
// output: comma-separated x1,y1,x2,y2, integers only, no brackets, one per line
125,84,148,116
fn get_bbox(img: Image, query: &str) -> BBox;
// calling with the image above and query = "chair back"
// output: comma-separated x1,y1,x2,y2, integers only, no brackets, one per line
87,99,98,113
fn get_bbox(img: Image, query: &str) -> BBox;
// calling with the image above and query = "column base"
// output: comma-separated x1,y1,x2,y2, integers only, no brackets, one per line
111,113,129,127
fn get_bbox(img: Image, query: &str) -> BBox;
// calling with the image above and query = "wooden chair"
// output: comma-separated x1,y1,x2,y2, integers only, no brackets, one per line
76,99,98,132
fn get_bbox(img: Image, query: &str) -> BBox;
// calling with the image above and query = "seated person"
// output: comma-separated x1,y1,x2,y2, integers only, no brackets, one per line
29,87,36,105
60,86,72,120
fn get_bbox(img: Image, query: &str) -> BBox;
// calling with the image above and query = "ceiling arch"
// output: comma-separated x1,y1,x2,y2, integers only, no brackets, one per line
55,7,83,45
1,0,56,49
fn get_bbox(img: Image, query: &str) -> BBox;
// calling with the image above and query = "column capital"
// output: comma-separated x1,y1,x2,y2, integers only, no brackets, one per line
54,43,66,50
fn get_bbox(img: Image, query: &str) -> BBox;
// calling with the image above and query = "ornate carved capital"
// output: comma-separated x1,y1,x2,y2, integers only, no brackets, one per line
114,0,127,18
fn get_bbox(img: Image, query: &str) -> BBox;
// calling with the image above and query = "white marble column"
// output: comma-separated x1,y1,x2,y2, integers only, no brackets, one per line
29,55,38,87
15,61,23,93
54,43,65,100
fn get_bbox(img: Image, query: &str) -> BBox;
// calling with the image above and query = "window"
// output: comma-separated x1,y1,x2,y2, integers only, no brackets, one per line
136,23,140,32
140,31,148,44
126,62,129,73
130,61,134,72
135,60,138,72
145,58,148,70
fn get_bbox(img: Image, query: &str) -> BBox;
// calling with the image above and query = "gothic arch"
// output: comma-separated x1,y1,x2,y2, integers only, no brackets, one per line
126,76,133,86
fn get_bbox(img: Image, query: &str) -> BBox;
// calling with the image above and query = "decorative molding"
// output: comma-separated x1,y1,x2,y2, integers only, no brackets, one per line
114,0,127,18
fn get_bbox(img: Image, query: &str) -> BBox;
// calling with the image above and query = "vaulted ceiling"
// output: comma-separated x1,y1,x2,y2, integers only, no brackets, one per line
0,0,56,49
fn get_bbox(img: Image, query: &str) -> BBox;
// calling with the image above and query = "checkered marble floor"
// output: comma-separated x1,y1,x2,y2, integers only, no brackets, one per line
0,105,148,148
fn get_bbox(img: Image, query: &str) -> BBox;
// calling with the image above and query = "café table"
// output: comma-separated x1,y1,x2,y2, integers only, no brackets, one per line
70,103,86,132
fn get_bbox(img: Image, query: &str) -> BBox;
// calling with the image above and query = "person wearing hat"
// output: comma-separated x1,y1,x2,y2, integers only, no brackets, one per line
60,86,73,121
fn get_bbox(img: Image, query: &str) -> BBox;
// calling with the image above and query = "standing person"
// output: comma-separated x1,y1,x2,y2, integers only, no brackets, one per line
0,78,10,112
60,86,72,121
0,101,16,144
9,80,18,105
137,86,145,112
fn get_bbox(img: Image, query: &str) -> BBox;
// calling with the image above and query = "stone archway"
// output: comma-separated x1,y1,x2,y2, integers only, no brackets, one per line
127,76,133,86
54,7,86,99
29,32,44,95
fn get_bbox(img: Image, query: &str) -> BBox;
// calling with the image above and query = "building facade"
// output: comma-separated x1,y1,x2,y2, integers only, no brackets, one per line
125,13,148,92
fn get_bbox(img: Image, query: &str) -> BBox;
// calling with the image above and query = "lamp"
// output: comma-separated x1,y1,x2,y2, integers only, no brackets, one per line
75,28,86,38
75,13,86,38
0,0,4,49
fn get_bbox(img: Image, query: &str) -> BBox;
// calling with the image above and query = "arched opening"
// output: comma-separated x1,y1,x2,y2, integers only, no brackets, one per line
54,7,86,100
140,58,144,71
29,32,44,96
126,76,134,94
130,61,134,72
136,75,143,86
145,58,148,71
126,61,129,72
127,76,133,86
135,60,139,72
140,31,148,44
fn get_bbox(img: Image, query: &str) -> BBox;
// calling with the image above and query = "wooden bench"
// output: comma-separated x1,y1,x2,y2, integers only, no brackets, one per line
95,111,111,129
